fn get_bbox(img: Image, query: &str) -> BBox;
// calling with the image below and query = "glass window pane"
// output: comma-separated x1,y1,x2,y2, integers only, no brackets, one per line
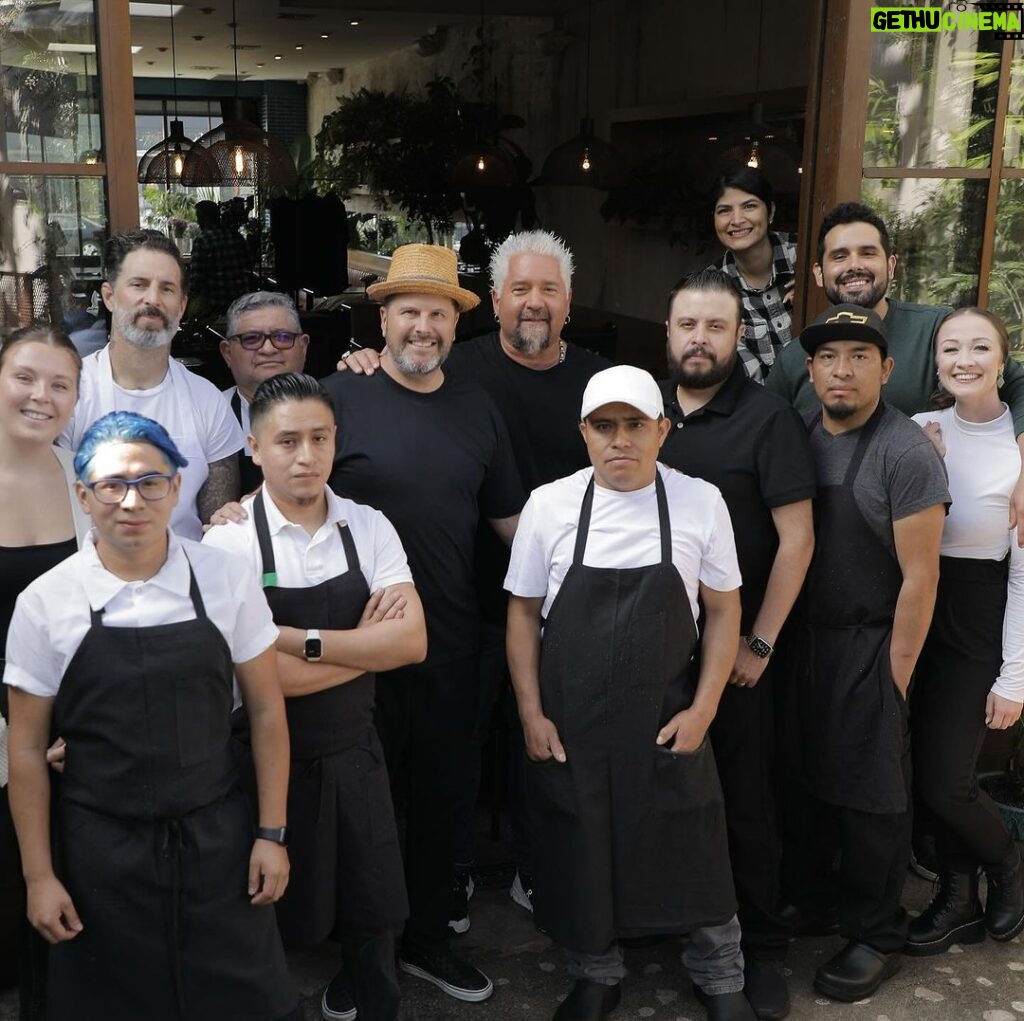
865,8,1001,169
1002,40,1024,169
1,1,102,164
862,177,988,306
989,178,1024,353
0,175,107,338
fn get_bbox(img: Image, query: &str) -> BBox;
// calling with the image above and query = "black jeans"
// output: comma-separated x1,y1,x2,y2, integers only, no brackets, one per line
792,742,912,955
374,656,480,947
709,661,788,958
912,557,1015,871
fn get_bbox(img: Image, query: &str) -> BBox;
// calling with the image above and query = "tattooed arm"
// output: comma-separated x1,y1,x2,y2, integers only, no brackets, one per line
197,455,241,524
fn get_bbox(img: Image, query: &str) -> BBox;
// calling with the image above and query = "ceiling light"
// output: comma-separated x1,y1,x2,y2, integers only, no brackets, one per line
294,44,303,50
274,53,283,59
321,32,329,39
350,20,360,26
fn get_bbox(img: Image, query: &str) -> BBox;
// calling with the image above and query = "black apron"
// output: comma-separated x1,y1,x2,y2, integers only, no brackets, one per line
252,491,407,947
528,473,736,954
49,558,296,1021
231,390,264,494
798,404,910,814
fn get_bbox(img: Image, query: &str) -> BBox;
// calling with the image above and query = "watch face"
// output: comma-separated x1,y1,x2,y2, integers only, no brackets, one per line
747,636,772,658
304,637,322,660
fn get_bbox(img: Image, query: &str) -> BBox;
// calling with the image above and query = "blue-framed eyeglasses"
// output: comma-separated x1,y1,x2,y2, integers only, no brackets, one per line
84,473,175,504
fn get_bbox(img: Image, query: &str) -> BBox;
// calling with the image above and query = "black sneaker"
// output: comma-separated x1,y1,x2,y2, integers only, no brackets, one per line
448,865,475,934
400,942,494,1002
321,968,357,1021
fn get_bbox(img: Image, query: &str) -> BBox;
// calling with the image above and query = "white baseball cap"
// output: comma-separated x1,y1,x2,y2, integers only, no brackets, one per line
580,365,664,421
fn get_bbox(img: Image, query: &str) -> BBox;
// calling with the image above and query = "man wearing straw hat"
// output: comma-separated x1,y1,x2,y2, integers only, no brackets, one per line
322,244,524,1004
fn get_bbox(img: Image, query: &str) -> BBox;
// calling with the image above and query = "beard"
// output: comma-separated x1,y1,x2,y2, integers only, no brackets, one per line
507,316,553,356
389,336,449,376
823,270,888,309
822,398,858,420
667,346,736,390
114,304,178,349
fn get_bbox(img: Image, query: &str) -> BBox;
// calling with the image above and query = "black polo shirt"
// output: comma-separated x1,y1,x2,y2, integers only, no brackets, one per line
659,361,816,630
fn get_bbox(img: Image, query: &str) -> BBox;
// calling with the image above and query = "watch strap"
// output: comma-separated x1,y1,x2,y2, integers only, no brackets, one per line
256,825,288,845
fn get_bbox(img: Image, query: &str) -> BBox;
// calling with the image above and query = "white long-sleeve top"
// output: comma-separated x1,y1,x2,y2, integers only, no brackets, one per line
913,404,1024,701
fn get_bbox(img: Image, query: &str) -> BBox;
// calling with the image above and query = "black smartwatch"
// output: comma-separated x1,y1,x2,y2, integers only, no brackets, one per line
746,634,774,659
304,629,322,662
256,826,288,846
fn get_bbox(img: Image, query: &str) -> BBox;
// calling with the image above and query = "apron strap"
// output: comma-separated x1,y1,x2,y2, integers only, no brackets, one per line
655,471,672,564
255,488,360,584
572,472,672,566
89,554,208,623
571,478,597,566
230,389,244,428
338,522,360,571
842,401,887,487
252,490,278,587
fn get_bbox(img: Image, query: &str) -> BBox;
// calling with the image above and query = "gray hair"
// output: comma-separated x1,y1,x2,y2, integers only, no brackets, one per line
226,291,301,336
489,230,574,294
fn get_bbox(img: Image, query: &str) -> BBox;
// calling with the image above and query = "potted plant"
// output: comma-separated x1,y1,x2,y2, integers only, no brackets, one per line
979,721,1024,840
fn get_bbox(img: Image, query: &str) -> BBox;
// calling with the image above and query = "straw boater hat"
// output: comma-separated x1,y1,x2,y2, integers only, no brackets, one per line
366,243,481,312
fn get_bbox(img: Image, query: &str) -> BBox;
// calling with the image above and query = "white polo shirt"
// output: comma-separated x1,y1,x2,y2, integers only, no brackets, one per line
3,530,277,700
201,485,413,594
505,463,741,626
60,348,244,541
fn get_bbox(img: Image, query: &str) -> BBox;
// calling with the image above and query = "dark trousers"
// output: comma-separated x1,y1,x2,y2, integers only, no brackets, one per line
375,656,479,947
912,557,1015,871
709,663,787,958
338,926,400,1021
794,763,912,954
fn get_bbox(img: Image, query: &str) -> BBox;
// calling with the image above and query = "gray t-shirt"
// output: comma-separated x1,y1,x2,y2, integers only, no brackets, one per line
805,402,950,559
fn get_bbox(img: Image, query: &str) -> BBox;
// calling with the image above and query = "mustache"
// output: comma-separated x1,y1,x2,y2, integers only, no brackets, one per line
133,305,169,327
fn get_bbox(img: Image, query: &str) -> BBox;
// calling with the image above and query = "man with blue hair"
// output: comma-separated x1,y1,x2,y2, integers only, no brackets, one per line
4,411,298,1020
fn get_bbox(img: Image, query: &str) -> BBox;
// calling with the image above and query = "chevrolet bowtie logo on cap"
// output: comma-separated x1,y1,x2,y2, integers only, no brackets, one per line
799,302,889,354
825,310,869,326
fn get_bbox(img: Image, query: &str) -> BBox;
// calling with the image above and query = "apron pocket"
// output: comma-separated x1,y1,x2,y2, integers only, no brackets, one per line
176,678,218,767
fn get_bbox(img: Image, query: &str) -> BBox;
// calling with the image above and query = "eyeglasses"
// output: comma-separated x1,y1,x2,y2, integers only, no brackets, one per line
84,473,175,504
228,331,301,351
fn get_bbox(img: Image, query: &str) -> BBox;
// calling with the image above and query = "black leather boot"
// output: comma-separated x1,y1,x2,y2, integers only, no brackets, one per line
905,869,985,956
984,844,1024,942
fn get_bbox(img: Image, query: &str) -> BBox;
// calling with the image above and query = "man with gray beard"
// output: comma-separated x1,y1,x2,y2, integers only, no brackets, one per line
322,245,524,1005
60,230,243,540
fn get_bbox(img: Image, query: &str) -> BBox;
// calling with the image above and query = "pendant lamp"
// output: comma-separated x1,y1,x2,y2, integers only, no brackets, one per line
540,0,624,189
704,0,801,189
137,4,217,187
179,0,297,191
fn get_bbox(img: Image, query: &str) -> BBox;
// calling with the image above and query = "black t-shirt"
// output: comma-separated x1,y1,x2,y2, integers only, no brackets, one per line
322,366,525,665
445,332,610,622
659,362,817,631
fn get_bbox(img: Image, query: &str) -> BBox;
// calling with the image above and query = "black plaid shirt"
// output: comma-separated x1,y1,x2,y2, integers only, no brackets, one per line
189,226,252,314
716,231,797,383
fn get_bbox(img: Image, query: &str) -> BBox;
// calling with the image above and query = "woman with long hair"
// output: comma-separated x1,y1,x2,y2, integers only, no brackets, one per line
0,324,87,1018
907,307,1024,956
710,166,796,382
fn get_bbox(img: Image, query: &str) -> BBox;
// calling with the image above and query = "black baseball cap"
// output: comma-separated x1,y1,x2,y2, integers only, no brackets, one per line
799,303,889,355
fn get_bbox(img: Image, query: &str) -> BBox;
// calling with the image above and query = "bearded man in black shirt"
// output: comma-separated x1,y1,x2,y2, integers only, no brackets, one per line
322,244,524,1006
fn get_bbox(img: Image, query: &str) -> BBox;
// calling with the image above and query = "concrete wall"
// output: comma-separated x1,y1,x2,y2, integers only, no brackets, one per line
307,0,813,341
